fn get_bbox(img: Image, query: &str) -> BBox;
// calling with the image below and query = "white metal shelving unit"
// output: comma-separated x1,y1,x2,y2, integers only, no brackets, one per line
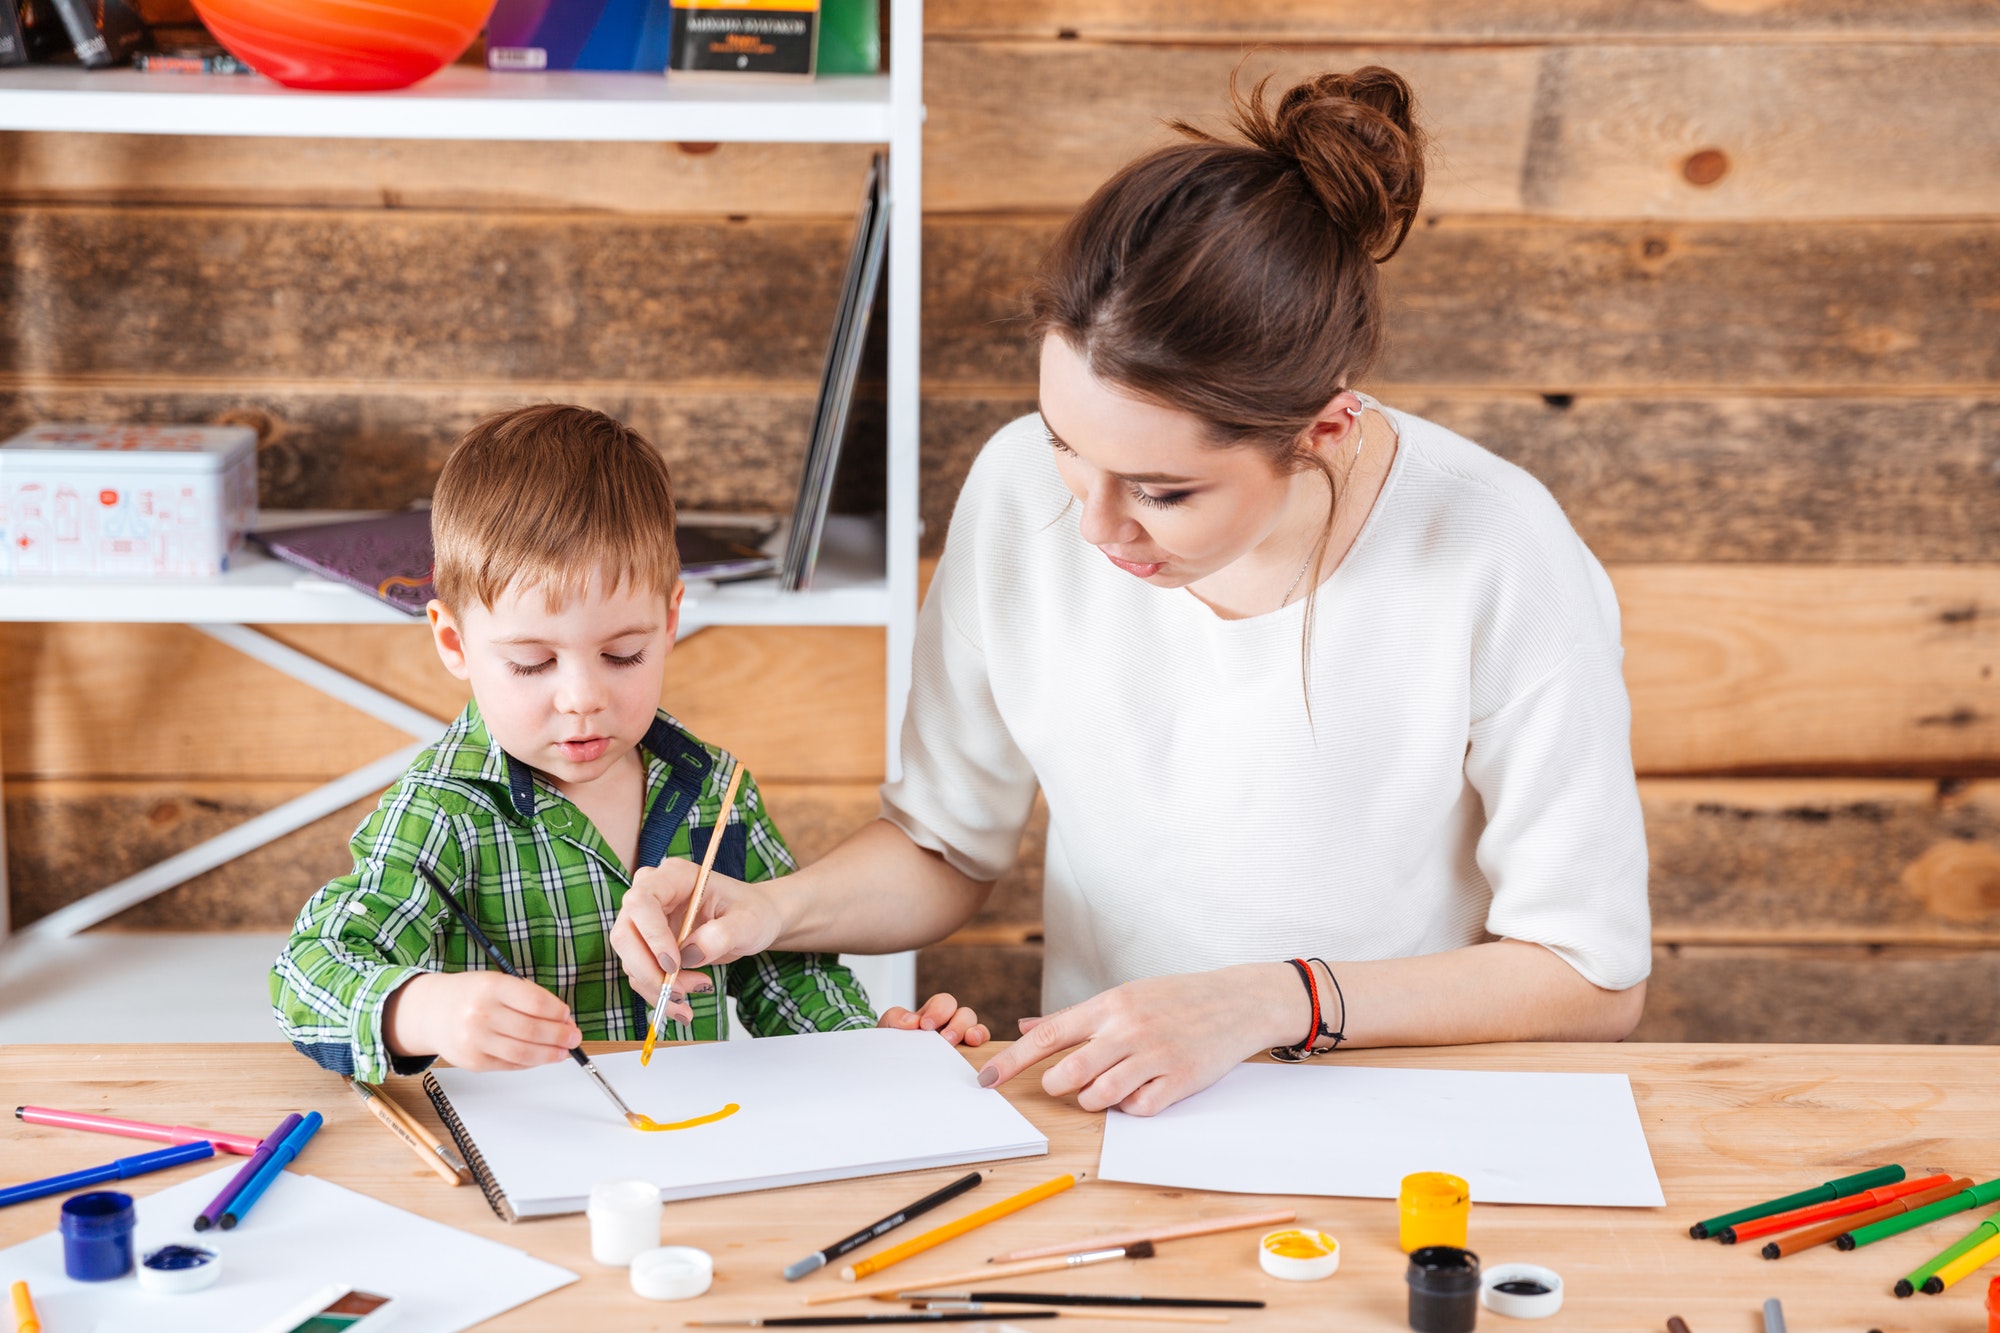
0,7,924,1013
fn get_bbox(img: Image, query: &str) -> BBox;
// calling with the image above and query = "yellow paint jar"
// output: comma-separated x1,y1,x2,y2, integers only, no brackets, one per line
1399,1172,1470,1252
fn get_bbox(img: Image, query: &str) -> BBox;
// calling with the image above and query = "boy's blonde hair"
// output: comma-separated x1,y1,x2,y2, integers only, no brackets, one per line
432,404,679,612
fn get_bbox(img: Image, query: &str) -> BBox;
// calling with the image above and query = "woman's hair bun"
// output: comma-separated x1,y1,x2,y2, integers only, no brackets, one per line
1225,66,1427,262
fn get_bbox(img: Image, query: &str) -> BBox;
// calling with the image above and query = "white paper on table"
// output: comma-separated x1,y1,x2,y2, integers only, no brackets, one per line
428,1027,1050,1216
1098,1063,1665,1207
0,1167,575,1333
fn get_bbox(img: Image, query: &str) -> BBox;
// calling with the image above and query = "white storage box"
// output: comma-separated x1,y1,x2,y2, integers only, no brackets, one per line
0,423,259,577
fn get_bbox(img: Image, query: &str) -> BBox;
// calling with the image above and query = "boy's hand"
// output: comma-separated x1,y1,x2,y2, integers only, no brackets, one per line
384,971,582,1071
879,992,990,1048
612,861,784,1001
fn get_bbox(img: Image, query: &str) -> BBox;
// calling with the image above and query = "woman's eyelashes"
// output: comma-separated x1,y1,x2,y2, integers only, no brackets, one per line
1049,433,1191,509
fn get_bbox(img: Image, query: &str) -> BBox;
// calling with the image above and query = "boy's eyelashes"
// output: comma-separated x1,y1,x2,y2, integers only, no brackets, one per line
502,649,649,678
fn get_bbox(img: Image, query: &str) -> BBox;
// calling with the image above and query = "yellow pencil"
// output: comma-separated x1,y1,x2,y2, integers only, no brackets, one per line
642,764,745,1066
350,1081,464,1185
806,1240,1153,1305
841,1172,1087,1281
1932,1228,2000,1292
11,1279,40,1333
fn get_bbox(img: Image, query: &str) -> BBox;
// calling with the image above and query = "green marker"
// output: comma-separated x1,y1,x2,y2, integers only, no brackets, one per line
1840,1178,2000,1251
1896,1209,2000,1296
1688,1165,1905,1240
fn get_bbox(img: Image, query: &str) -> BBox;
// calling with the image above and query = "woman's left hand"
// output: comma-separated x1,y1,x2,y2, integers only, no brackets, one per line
972,963,1306,1116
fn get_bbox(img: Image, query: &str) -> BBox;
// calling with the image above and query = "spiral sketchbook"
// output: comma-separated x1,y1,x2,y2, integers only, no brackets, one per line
424,1028,1049,1221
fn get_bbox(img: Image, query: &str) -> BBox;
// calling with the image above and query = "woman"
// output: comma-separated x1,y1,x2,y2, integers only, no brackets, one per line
612,66,1650,1116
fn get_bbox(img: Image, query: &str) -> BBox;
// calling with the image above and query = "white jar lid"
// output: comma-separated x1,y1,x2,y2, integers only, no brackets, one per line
1258,1229,1341,1281
631,1245,714,1301
138,1243,220,1294
1481,1263,1563,1318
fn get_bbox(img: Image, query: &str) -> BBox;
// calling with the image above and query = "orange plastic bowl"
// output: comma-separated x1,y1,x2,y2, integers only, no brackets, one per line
190,0,495,91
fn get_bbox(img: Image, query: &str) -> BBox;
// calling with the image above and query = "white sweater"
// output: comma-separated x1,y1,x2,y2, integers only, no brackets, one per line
882,409,1652,1013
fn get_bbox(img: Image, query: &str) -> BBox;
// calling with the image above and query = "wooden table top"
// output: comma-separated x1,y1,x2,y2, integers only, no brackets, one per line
3,1041,1996,1331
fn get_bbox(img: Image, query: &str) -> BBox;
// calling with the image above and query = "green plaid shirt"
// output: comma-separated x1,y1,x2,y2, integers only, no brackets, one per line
271,701,874,1083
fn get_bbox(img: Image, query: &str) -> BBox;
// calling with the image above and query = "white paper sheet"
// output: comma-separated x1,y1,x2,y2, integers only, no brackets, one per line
428,1027,1050,1216
1097,1063,1665,1207
0,1168,575,1332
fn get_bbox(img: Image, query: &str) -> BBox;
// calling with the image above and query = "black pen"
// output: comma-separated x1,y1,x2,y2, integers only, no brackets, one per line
903,1292,1264,1310
689,1314,1059,1328
783,1171,988,1280
415,865,647,1128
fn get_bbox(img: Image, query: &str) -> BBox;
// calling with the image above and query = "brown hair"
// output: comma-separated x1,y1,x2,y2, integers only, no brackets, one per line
1028,65,1426,698
432,403,680,613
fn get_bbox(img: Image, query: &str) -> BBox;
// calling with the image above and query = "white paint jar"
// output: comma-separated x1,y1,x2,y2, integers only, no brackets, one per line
587,1179,662,1266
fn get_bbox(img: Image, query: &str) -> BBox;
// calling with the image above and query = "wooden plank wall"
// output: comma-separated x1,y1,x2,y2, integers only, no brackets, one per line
6,2,2000,1044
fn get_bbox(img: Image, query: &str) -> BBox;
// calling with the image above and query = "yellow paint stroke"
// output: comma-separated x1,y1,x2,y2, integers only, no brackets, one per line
629,1103,741,1132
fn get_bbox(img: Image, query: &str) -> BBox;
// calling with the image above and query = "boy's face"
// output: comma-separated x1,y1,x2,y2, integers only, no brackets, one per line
427,571,681,786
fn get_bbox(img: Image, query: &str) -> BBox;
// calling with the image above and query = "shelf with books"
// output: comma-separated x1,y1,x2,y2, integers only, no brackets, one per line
0,0,922,1014
0,65,893,142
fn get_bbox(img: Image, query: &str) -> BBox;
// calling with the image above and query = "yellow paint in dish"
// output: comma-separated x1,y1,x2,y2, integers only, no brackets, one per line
1263,1229,1334,1260
1258,1228,1341,1280
628,1103,741,1132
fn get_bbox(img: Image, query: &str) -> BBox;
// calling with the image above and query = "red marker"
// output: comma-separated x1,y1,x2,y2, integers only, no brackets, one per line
15,1105,263,1156
1721,1172,1957,1244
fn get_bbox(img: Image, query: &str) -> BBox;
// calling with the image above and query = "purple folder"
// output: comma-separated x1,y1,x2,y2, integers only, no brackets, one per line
255,512,435,615
257,511,777,615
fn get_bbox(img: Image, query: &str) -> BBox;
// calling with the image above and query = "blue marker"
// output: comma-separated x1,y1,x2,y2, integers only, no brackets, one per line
0,1140,213,1209
219,1111,322,1230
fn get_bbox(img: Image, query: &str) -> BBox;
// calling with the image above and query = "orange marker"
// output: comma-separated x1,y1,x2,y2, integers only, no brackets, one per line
11,1280,39,1333
1762,1176,1970,1259
1722,1172,1956,1243
843,1172,1087,1281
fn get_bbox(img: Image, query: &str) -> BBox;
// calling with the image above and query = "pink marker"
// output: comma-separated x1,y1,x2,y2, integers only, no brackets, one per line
15,1105,263,1156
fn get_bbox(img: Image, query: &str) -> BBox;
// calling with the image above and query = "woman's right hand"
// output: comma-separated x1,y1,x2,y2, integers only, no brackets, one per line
611,861,787,999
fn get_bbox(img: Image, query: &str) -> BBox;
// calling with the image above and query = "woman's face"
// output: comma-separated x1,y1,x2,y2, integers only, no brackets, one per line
1038,333,1297,589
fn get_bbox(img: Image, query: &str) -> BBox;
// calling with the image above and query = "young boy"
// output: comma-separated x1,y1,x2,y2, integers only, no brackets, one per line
272,405,985,1083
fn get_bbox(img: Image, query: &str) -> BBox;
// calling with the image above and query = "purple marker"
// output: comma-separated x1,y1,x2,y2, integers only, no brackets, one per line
193,1112,300,1232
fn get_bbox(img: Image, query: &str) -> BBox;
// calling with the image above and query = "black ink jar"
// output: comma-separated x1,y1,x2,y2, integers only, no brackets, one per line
1406,1245,1481,1333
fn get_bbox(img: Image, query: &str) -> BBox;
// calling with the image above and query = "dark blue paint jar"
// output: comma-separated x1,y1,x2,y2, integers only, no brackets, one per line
60,1190,136,1281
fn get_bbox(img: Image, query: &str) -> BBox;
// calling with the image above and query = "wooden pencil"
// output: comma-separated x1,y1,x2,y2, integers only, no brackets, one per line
365,1083,466,1179
986,1209,1297,1264
349,1081,463,1185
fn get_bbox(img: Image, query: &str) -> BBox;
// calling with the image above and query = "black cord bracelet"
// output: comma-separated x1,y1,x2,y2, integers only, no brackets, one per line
1271,957,1347,1062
